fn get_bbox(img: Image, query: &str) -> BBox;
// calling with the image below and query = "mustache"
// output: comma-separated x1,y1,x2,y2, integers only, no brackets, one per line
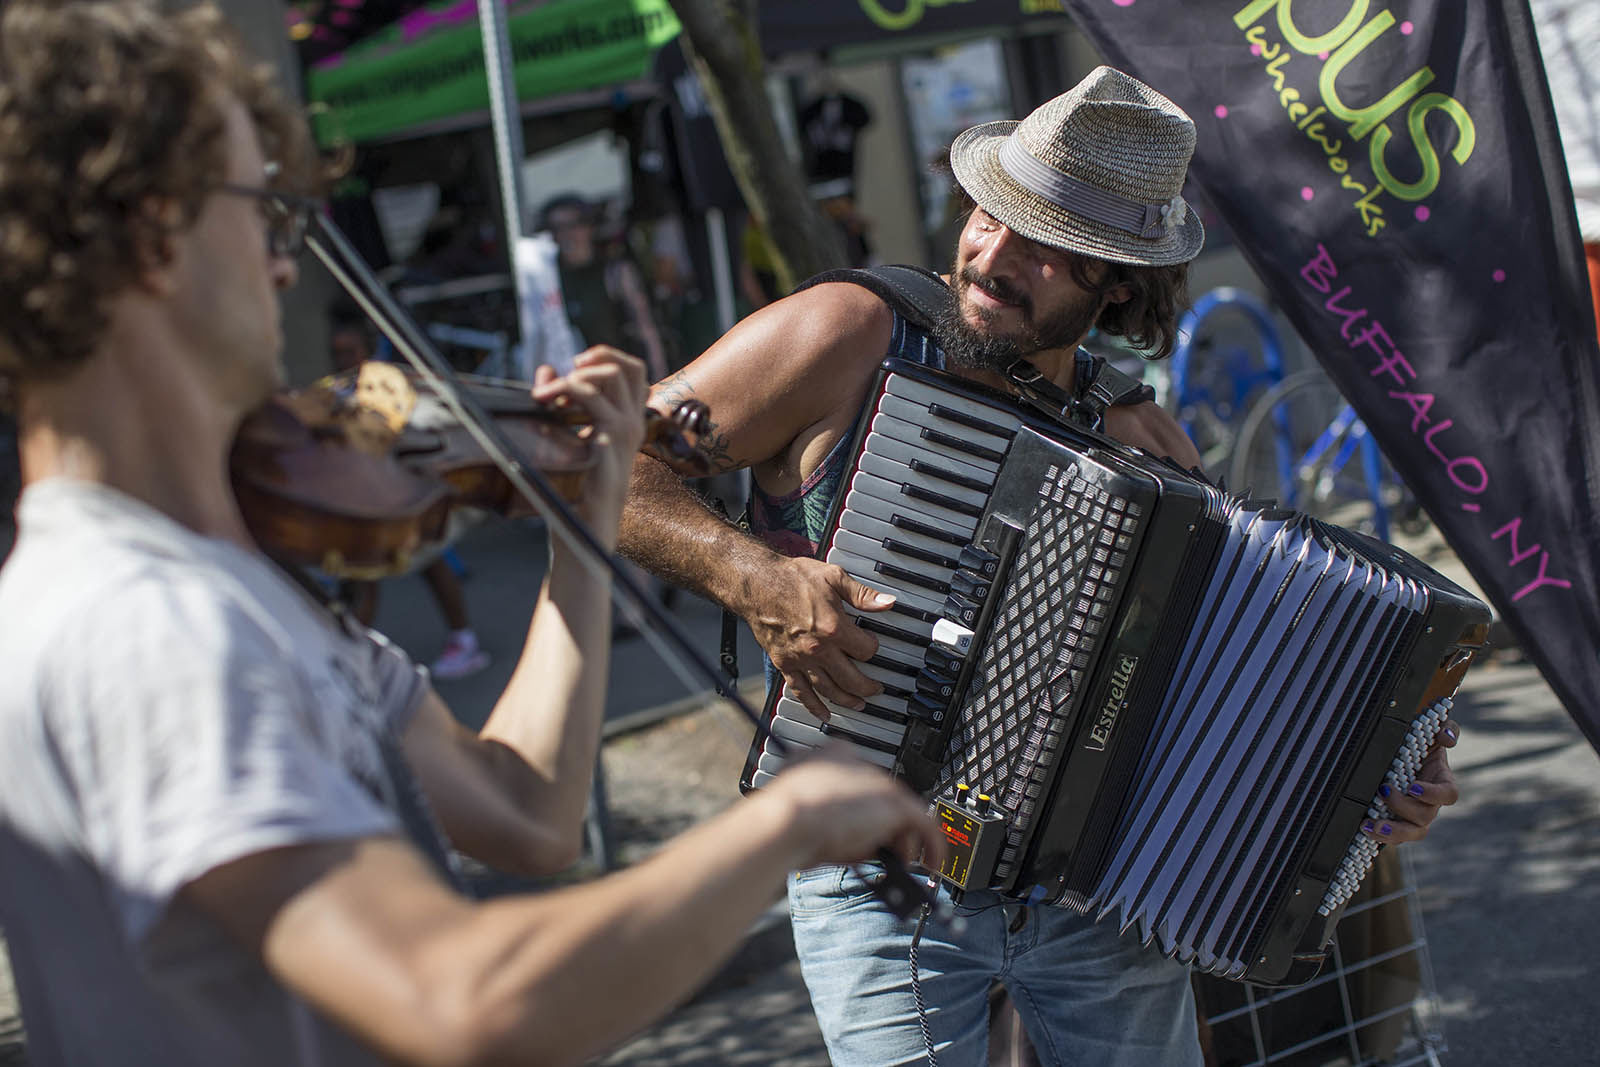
958,267,1031,314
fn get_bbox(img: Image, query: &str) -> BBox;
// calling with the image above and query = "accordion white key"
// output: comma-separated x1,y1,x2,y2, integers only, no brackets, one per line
741,359,1490,985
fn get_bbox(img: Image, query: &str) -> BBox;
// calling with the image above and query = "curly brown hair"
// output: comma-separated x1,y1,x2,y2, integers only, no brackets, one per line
1059,253,1191,361
0,1,318,395
939,161,1192,360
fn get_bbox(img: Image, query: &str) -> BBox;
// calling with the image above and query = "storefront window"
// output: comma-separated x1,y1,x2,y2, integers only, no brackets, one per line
900,38,1013,246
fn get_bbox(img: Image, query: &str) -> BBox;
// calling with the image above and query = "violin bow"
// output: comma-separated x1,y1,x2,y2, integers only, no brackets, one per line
305,215,934,919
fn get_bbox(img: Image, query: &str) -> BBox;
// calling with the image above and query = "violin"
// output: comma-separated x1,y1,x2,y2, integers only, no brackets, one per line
231,361,711,578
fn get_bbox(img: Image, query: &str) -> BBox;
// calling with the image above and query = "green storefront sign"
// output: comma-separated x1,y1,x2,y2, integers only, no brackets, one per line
307,0,681,145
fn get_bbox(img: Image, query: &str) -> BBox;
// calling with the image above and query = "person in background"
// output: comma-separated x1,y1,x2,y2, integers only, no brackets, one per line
327,309,489,679
539,193,669,383
539,193,677,634
799,81,876,271
738,190,873,316
637,211,701,373
0,5,943,1065
814,184,876,269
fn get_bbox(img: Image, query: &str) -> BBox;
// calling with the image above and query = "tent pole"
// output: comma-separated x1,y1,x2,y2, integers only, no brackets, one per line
705,206,736,334
477,0,614,864
478,0,534,370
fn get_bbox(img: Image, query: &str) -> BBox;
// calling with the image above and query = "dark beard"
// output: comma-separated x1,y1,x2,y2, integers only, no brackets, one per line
934,265,1100,374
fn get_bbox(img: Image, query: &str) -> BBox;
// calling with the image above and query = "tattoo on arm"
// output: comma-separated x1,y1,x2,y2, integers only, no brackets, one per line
654,372,739,473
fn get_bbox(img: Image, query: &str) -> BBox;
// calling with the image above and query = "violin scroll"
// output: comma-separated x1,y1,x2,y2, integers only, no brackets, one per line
643,399,714,479
666,398,710,437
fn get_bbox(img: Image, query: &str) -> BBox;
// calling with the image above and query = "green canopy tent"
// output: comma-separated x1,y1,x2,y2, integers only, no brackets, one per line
305,0,681,147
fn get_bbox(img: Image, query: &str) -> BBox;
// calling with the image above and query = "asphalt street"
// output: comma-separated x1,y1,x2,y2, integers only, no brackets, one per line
373,515,768,732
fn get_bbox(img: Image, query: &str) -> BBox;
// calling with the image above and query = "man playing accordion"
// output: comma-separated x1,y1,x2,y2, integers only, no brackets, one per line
620,65,1462,1065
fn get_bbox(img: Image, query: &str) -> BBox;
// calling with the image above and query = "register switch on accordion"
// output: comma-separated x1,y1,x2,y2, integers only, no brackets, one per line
739,358,1491,987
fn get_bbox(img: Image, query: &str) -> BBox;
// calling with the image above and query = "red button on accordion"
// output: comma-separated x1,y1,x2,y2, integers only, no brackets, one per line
740,359,1490,985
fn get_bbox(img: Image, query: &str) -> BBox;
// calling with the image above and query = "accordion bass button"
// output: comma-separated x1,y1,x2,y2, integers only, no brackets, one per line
944,593,982,626
908,694,945,723
931,617,976,655
924,646,963,676
958,544,1000,576
950,571,992,603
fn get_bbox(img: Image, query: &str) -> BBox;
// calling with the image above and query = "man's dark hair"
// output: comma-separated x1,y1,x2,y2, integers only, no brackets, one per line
0,1,319,393
537,193,595,231
940,161,1191,360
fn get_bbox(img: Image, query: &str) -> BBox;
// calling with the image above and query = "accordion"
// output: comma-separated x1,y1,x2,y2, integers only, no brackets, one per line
739,358,1491,985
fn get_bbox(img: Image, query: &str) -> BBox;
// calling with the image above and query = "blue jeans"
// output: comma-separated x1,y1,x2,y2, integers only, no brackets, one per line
789,864,1202,1067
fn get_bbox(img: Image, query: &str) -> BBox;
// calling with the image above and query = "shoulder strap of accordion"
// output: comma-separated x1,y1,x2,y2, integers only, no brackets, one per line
1084,357,1157,414
1007,351,1156,431
795,264,951,333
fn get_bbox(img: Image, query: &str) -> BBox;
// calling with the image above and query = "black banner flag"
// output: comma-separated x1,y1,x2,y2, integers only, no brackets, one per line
1059,0,1600,752
758,1,1069,56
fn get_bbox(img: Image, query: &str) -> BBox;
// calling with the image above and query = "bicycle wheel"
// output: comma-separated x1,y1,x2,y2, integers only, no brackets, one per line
1167,289,1288,477
1229,371,1399,538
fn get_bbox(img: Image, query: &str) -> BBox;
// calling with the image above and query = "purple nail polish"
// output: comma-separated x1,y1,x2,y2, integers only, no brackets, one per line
1380,823,1393,836
1409,783,1425,797
1379,784,1391,798
1362,820,1375,833
1445,727,1457,741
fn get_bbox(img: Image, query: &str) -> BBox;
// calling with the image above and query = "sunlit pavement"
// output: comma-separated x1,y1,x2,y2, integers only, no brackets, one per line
371,516,766,732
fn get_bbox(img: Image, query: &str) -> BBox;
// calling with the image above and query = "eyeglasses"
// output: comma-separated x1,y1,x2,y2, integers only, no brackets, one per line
215,184,322,258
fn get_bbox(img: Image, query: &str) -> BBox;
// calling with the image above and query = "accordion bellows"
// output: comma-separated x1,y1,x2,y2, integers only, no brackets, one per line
742,359,1490,985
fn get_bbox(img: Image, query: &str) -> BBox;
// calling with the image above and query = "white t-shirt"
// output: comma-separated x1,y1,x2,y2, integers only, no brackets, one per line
0,480,432,1065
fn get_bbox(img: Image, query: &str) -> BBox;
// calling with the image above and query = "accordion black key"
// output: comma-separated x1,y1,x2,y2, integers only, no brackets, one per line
740,358,1491,985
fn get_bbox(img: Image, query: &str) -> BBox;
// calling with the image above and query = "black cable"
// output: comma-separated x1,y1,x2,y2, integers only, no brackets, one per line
910,898,939,1067
907,882,1002,1065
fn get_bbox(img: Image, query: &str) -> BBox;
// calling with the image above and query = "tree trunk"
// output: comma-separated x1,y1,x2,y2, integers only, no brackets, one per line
667,0,846,295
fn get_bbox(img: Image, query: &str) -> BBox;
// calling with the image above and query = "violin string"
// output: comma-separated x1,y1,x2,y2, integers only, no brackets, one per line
455,370,541,392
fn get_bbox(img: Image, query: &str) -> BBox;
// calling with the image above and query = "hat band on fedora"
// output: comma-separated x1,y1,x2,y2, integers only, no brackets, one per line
998,136,1172,240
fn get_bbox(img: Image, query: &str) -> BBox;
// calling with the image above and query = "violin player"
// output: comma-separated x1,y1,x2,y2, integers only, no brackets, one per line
0,5,941,1066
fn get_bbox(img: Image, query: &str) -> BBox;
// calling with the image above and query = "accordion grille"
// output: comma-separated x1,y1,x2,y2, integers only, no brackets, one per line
936,462,1139,883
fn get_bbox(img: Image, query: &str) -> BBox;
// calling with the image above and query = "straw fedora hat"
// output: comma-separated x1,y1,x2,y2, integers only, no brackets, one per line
949,66,1204,267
